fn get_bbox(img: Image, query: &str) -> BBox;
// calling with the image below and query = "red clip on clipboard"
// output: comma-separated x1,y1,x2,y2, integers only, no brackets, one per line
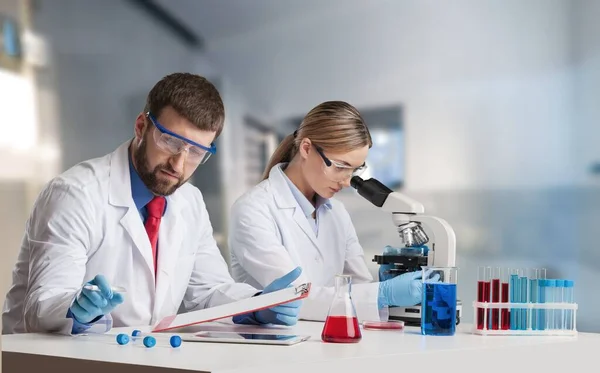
153,283,311,332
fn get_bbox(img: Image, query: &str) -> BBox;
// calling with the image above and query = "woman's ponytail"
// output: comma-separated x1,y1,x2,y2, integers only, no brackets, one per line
262,133,296,180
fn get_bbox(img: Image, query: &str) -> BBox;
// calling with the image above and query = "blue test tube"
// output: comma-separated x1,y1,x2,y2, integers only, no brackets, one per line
564,280,574,330
519,268,536,330
519,271,529,330
546,280,556,330
509,270,520,330
529,270,539,330
537,269,547,330
537,279,546,330
555,280,564,330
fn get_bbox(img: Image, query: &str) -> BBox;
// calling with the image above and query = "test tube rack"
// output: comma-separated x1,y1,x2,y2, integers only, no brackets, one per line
473,267,577,336
471,301,578,336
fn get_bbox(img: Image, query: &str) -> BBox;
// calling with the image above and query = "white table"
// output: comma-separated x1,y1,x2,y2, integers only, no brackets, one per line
2,321,598,373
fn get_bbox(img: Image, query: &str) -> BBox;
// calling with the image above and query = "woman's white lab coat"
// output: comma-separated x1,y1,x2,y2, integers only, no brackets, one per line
229,163,380,322
2,141,257,335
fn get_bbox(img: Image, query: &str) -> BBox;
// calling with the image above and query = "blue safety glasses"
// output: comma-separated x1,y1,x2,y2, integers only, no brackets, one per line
146,112,216,165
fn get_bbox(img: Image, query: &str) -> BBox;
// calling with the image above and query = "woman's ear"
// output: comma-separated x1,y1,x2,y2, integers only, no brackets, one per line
298,138,312,160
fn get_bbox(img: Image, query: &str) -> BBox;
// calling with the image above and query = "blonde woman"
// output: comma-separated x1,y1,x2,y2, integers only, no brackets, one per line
229,101,425,323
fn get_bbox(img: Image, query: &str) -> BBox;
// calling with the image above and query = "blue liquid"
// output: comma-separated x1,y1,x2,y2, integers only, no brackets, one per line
509,274,519,330
530,279,538,330
421,282,457,336
537,281,546,330
520,277,528,330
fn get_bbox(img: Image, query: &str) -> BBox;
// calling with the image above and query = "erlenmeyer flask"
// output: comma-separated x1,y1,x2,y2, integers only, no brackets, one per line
321,275,362,343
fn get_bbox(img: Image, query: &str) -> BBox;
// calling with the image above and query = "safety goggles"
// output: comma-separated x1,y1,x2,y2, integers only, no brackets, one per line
146,112,216,165
314,144,367,182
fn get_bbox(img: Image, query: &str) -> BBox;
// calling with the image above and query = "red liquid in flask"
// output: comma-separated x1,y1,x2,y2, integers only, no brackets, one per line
491,278,500,330
501,282,510,330
477,281,490,330
321,316,362,343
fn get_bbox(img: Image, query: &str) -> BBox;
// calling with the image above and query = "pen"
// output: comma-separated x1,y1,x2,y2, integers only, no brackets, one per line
83,285,127,293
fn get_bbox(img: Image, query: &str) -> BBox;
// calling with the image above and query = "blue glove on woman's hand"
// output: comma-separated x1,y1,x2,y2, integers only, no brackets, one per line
254,267,303,326
378,269,440,308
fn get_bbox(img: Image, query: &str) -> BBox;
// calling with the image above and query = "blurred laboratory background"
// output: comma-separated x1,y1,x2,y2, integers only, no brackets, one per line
1,0,599,332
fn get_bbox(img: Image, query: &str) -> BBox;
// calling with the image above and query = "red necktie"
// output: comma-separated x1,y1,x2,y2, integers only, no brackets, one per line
145,196,166,277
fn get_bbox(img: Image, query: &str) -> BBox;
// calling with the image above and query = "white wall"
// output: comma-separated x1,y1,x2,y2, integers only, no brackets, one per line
571,0,600,185
203,76,275,258
206,0,574,191
33,0,218,170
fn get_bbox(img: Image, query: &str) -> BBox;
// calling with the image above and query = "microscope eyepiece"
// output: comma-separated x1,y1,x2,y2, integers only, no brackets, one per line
350,176,393,208
350,176,364,190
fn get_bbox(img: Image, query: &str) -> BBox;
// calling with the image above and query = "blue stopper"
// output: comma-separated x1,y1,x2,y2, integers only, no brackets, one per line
547,279,556,287
116,333,130,345
143,336,156,348
565,280,574,288
132,329,142,337
555,280,565,287
170,335,182,348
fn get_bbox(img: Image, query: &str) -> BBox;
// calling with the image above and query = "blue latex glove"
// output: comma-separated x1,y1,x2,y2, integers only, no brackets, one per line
378,269,440,308
69,274,124,324
254,267,303,326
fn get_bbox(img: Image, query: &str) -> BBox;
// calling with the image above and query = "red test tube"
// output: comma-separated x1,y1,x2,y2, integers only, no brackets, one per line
500,268,510,330
477,266,491,330
491,267,501,330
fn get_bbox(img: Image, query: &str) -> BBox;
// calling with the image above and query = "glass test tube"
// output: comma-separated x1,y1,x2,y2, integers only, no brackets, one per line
491,267,501,330
546,280,556,330
500,268,510,330
564,280,574,330
537,269,547,330
477,266,491,330
555,280,564,330
509,268,520,330
74,333,130,345
538,279,546,330
529,269,539,330
519,269,530,330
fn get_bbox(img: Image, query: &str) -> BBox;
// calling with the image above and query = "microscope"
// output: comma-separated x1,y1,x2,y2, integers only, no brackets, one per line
350,176,462,326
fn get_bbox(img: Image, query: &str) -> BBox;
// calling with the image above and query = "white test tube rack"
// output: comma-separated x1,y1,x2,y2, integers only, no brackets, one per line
471,301,578,336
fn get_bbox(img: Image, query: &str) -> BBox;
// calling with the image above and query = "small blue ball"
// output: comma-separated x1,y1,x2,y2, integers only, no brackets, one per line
143,336,156,348
132,329,142,337
116,333,130,345
170,335,182,348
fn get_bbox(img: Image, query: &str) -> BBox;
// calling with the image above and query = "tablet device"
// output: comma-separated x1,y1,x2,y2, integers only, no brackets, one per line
184,331,310,346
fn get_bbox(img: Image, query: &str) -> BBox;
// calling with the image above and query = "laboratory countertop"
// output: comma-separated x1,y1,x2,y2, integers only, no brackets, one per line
2,321,598,373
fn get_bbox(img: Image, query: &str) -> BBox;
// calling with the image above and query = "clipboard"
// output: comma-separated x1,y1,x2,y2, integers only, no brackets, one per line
152,283,311,332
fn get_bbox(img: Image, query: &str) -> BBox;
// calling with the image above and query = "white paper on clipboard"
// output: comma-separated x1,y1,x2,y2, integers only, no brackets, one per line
152,283,311,332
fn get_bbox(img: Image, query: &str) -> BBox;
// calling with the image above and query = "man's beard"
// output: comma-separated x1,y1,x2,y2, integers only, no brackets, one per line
133,135,188,196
